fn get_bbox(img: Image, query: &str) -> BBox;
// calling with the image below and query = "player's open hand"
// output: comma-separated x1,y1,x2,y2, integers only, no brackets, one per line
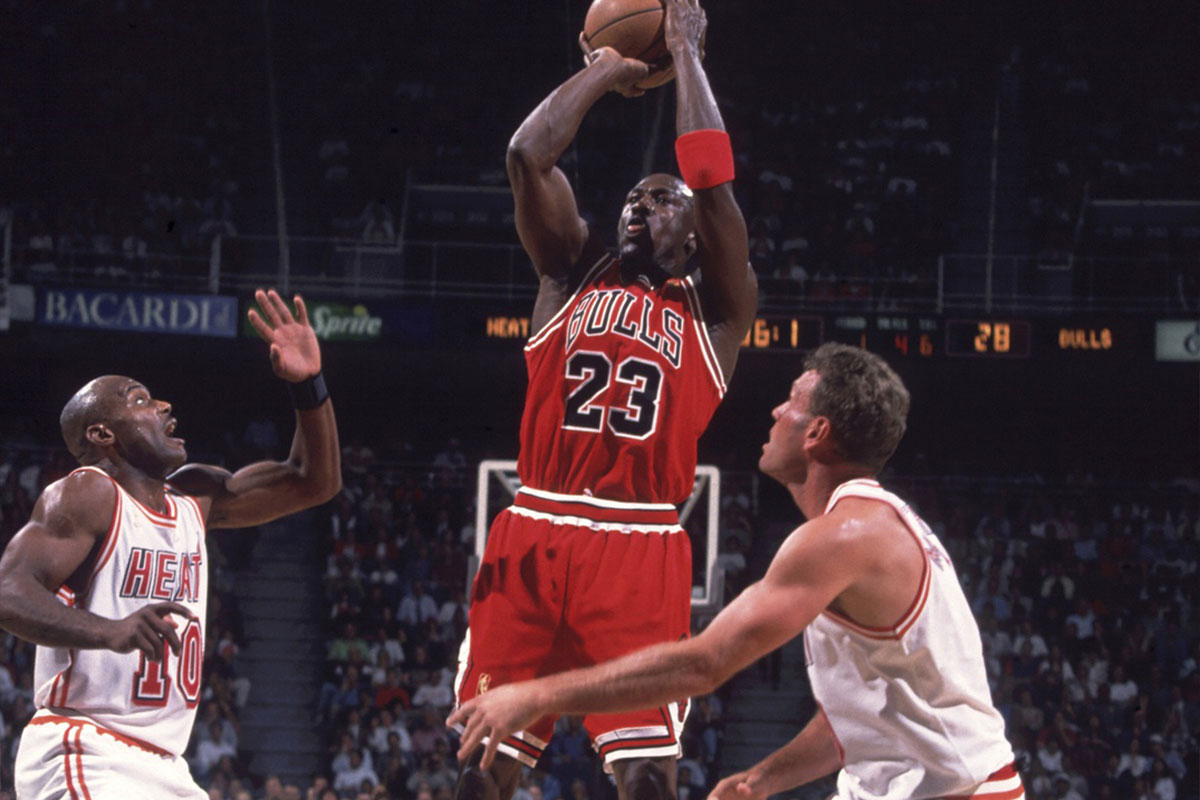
707,769,766,800
106,601,193,662
579,36,650,97
664,0,707,58
447,683,544,768
247,288,322,383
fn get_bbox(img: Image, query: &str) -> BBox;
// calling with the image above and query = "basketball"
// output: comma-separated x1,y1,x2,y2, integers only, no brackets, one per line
583,0,675,89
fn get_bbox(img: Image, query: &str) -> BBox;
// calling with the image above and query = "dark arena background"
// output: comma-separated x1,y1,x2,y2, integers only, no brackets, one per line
1,1,1198,798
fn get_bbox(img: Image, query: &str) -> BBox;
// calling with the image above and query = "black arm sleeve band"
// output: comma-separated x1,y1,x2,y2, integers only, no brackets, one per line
287,372,329,410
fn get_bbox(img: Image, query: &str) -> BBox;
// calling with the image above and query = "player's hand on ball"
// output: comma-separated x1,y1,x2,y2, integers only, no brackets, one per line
248,288,322,383
107,602,192,661
664,0,707,58
579,37,651,97
447,683,544,769
707,770,766,800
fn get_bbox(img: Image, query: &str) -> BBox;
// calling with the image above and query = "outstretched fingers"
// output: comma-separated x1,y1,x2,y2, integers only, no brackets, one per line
293,294,310,327
247,308,274,341
254,288,283,328
267,288,296,325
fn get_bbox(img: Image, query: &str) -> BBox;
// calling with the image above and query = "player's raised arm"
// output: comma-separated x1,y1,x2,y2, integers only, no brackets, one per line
665,0,755,377
0,471,188,661
168,289,341,529
507,45,649,285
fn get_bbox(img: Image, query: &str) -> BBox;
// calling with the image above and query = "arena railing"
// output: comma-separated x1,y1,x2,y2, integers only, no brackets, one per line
6,235,1194,314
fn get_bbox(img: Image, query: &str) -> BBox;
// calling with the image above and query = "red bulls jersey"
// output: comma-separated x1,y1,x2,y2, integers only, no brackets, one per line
518,254,726,504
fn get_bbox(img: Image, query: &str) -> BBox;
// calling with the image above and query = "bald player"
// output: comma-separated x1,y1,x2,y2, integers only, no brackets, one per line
451,2,755,800
0,289,341,798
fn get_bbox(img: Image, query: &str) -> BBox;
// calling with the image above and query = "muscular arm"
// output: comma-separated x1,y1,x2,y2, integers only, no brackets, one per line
0,472,185,659
170,289,341,529
508,50,648,299
711,710,842,800
168,398,340,529
451,513,861,766
666,0,755,378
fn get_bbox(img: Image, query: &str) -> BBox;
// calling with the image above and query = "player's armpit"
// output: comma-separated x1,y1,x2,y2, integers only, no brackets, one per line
166,463,232,505
177,456,338,530
696,516,859,684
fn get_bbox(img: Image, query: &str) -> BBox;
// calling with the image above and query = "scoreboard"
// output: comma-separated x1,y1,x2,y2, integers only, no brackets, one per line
729,314,1136,360
484,312,1142,361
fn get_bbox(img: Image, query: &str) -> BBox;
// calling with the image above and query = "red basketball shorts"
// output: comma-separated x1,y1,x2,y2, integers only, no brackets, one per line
454,487,693,770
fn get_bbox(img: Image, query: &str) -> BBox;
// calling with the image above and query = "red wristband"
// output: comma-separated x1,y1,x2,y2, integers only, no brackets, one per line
675,129,735,190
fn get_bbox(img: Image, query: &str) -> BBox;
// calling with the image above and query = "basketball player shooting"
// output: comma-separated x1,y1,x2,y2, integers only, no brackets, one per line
451,344,1026,800
451,2,755,800
0,289,341,798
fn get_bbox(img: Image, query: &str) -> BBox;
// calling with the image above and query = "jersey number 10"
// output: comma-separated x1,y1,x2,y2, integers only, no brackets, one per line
132,617,204,708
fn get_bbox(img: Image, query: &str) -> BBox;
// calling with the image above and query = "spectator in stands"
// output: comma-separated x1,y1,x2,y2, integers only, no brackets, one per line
411,670,453,711
192,720,238,781
1108,665,1139,708
411,707,449,756
328,622,371,664
333,749,380,795
398,581,439,631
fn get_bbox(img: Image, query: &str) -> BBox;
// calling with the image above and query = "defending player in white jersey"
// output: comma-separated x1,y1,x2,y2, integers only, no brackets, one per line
450,343,1025,800
0,288,341,799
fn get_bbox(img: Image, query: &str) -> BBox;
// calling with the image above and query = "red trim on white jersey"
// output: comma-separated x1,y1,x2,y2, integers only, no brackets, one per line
816,701,846,765
61,725,79,800
945,763,1025,799
48,590,78,706
69,466,176,527
178,494,207,537
819,479,933,639
30,712,173,757
47,650,76,707
525,254,616,351
86,487,123,594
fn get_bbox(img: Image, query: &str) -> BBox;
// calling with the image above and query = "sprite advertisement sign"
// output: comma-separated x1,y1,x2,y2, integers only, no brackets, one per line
243,299,383,342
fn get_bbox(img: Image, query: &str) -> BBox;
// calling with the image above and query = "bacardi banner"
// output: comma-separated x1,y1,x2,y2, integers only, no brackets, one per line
39,288,239,338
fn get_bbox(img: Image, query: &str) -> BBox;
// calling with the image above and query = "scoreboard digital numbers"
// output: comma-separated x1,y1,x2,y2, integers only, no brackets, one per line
740,316,824,350
483,312,1136,361
945,319,1032,358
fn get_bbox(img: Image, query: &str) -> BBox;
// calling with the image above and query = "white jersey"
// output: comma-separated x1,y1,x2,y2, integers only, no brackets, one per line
804,479,1017,800
32,466,208,758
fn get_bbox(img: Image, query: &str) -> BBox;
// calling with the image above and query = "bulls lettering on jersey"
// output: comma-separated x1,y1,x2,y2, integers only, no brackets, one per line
33,467,208,757
518,255,726,504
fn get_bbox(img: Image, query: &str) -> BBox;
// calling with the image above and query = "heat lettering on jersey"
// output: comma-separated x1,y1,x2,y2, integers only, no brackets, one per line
905,506,951,571
119,547,203,602
566,289,686,368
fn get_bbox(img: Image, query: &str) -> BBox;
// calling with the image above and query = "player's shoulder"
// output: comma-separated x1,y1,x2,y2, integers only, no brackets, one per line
824,494,909,538
785,497,905,563
35,468,119,528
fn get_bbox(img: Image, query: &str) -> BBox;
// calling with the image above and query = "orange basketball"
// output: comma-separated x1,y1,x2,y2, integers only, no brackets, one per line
582,0,674,89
